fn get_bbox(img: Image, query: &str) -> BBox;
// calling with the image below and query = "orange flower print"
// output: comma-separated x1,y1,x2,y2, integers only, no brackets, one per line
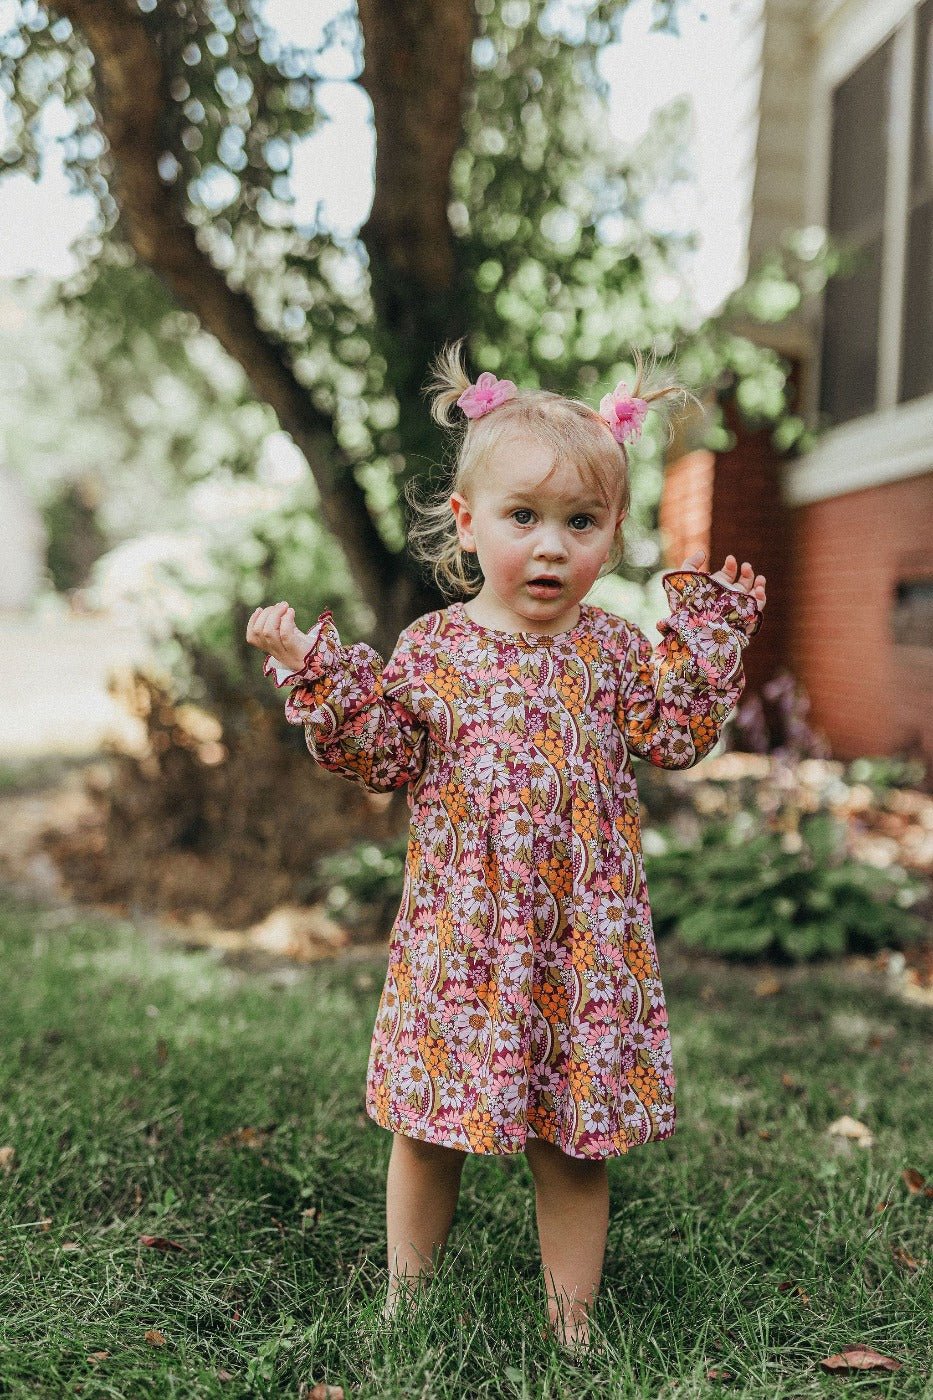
440,779,469,825
631,1061,660,1106
538,977,569,1023
624,938,653,981
420,1036,450,1077
614,809,641,853
463,1108,498,1152
534,727,565,765
428,664,463,702
690,711,717,750
556,669,584,714
482,848,502,895
437,906,455,949
572,803,598,845
538,854,573,899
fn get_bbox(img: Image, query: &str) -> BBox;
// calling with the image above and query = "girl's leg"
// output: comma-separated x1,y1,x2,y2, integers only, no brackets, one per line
524,1135,609,1346
384,1132,468,1318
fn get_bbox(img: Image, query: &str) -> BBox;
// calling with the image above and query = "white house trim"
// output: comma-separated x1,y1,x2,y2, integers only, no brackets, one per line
781,396,933,505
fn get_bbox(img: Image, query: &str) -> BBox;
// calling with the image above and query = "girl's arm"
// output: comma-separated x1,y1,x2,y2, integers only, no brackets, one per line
262,608,428,793
615,569,762,769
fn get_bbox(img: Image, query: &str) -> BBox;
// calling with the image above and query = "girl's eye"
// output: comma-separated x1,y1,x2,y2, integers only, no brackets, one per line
510,510,595,529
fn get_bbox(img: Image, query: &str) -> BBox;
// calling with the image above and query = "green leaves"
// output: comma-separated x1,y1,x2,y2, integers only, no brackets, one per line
645,815,930,964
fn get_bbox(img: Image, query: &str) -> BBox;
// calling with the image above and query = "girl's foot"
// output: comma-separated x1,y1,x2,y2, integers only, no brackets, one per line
539,1320,592,1356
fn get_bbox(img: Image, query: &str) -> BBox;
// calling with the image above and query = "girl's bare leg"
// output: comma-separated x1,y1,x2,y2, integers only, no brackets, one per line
524,1135,609,1347
384,1132,468,1318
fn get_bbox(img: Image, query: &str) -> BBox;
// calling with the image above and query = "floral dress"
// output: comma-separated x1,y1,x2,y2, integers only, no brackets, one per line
264,569,762,1160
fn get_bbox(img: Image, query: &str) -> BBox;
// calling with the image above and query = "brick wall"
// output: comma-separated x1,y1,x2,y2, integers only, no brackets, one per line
660,384,796,697
661,373,933,767
789,474,933,766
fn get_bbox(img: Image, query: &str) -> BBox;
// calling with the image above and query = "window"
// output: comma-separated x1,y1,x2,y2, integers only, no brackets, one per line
891,576,933,647
819,36,892,423
818,2,932,425
901,0,933,401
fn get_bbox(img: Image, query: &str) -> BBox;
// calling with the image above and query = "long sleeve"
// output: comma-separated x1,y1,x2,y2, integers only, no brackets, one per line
615,569,763,769
262,608,429,793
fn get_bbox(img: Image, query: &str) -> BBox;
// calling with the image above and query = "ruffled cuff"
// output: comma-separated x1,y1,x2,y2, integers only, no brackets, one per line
660,569,762,641
262,608,342,688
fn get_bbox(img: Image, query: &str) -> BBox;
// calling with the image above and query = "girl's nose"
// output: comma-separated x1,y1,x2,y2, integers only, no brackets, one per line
534,532,568,559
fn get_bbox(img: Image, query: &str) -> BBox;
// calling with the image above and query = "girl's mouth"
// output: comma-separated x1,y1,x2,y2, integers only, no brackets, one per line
527,579,563,596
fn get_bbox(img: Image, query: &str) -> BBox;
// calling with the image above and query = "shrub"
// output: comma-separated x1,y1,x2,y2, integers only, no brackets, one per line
644,810,930,962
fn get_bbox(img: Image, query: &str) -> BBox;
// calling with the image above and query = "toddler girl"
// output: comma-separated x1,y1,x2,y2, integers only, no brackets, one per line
246,340,766,1353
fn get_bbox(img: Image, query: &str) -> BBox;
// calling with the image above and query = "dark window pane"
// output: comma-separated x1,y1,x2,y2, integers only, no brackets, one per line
891,577,933,648
910,0,933,200
819,236,882,423
901,0,933,402
827,36,892,238
900,199,933,400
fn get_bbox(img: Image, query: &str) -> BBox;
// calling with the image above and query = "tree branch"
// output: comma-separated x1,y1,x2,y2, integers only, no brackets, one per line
40,0,402,619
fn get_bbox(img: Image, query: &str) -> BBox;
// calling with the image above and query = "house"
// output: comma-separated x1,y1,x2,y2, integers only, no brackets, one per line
661,0,933,767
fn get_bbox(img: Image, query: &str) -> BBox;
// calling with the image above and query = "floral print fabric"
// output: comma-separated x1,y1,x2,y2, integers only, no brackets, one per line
264,570,761,1159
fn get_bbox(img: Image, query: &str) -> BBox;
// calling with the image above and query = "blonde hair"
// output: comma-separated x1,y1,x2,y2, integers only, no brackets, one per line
404,337,700,599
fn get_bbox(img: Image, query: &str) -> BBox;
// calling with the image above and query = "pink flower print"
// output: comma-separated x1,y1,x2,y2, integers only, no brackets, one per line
598,381,650,444
492,1047,525,1075
457,371,518,419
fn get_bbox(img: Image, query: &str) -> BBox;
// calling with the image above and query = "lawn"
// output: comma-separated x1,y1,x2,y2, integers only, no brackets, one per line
0,885,930,1398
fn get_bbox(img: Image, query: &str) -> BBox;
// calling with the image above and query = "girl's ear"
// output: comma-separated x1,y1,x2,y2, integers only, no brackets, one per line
450,492,476,552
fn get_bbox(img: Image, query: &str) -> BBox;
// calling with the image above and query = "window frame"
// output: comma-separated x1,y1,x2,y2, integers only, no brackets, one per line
787,0,932,506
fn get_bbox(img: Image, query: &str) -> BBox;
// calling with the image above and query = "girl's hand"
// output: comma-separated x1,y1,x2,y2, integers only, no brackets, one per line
679,549,767,611
246,601,316,672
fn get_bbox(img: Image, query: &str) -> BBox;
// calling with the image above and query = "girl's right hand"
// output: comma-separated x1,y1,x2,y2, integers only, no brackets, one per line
246,602,316,673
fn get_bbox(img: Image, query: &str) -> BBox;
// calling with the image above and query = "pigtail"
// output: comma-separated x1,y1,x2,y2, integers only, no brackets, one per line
423,336,474,428
627,345,704,450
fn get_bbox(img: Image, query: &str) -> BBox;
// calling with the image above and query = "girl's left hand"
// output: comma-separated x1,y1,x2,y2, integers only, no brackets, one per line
679,549,767,610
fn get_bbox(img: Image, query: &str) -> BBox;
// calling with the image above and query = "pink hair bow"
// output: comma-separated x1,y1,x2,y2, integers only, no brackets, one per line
457,371,517,419
598,381,649,445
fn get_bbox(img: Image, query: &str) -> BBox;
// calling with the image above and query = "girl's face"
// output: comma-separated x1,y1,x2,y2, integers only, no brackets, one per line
450,434,625,634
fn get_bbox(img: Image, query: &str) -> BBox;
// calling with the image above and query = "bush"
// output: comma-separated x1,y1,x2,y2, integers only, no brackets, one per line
645,810,930,962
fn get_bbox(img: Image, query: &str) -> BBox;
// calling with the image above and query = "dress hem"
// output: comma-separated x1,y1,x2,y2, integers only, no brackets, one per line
364,1100,674,1161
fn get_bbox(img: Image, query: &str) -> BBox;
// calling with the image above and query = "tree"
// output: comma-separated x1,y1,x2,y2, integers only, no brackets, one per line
1,0,821,654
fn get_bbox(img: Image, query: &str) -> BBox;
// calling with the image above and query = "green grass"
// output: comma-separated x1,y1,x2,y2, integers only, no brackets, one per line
0,886,930,1399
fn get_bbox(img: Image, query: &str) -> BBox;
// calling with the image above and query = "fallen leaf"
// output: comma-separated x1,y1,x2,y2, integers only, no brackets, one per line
827,1115,874,1147
216,1125,275,1150
0,1147,15,1174
139,1235,186,1252
706,1367,735,1381
144,1330,167,1347
86,1352,110,1364
776,1281,811,1304
754,975,781,997
217,1370,235,1382
820,1345,901,1373
891,1244,920,1272
299,1384,345,1400
902,1167,930,1194
61,1241,82,1252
